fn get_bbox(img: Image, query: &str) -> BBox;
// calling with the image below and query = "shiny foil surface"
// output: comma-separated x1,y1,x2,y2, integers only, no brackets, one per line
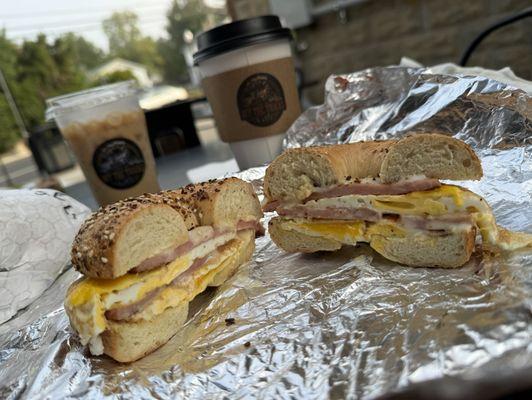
1,67,531,399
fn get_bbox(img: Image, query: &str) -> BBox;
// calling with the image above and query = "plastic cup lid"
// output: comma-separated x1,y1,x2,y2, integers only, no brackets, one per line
45,81,138,121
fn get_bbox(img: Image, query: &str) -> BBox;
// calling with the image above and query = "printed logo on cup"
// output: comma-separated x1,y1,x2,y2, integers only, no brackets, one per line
237,73,286,127
92,138,146,189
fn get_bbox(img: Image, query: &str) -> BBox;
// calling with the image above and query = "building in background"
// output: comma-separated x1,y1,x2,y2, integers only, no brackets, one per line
139,85,189,110
227,0,532,103
89,58,160,88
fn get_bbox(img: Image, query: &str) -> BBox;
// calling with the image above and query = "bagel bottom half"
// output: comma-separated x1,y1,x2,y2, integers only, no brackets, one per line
99,231,256,363
102,302,189,363
269,217,476,268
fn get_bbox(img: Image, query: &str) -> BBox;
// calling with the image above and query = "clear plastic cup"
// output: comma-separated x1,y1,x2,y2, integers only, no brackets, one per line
46,81,160,206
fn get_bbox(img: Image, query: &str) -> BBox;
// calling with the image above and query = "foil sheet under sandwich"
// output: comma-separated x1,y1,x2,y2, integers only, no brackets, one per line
1,66,531,399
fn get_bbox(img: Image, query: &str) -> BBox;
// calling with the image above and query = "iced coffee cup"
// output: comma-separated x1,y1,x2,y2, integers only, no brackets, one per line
46,81,160,206
194,15,301,170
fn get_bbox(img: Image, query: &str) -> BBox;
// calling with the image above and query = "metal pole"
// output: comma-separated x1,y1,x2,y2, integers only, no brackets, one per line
0,67,42,185
312,0,367,17
0,68,29,139
0,158,14,187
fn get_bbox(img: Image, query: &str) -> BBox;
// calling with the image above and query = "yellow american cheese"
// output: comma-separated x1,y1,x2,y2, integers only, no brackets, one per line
65,256,192,338
284,185,500,246
283,220,406,245
67,256,191,307
135,252,237,320
371,185,464,215
366,222,406,238
65,234,249,345
290,220,366,244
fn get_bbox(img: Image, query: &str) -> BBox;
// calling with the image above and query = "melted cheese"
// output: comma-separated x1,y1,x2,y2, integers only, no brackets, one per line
281,185,505,249
306,185,467,217
366,222,407,238
282,219,406,245
135,251,237,321
65,232,251,353
283,220,365,245
68,257,191,308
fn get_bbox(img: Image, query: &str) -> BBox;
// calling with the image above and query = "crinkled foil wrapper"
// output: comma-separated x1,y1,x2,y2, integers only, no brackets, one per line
1,67,531,399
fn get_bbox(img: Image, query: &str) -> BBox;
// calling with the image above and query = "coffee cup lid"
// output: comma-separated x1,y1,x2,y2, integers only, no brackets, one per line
193,15,292,65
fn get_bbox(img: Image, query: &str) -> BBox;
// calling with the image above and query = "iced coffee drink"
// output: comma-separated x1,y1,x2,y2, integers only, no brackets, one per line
47,82,160,205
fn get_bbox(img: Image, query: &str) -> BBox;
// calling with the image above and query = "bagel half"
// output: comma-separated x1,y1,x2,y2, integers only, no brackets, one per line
269,217,476,268
66,178,262,362
264,133,482,203
261,134,528,269
72,178,262,279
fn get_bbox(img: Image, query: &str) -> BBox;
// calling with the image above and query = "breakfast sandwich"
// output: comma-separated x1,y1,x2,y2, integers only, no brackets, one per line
65,178,262,362
263,134,531,267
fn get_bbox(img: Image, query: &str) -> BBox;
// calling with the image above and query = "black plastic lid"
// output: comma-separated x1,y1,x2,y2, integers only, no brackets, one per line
193,15,292,65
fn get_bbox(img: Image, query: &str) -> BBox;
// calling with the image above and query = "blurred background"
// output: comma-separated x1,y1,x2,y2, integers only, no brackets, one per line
1,0,531,208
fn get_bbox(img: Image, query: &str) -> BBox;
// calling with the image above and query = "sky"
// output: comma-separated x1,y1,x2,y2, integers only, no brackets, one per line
1,0,225,50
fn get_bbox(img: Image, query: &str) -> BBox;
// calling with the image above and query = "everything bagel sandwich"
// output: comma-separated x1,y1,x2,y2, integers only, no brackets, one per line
264,134,531,267
65,178,262,362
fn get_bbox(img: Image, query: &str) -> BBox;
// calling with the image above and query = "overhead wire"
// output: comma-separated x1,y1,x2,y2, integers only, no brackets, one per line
6,10,169,33
0,0,171,19
3,1,224,42
9,18,168,39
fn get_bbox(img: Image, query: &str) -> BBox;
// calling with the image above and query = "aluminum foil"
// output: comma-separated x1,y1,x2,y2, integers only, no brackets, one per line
1,67,531,399
0,189,90,325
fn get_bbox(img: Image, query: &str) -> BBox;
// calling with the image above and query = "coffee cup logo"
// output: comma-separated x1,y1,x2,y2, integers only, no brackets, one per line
237,73,286,127
92,138,146,189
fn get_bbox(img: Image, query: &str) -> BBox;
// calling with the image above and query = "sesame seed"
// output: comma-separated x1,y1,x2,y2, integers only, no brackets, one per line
101,257,108,263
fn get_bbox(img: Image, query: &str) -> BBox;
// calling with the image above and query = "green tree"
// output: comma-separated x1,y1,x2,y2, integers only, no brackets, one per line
102,11,162,74
0,30,21,153
56,33,106,70
0,31,102,154
51,36,88,92
5,35,57,140
15,34,86,129
159,0,226,83
17,35,58,90
103,11,141,54
0,96,20,154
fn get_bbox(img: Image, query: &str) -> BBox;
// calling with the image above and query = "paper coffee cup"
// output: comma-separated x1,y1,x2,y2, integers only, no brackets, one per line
194,16,301,170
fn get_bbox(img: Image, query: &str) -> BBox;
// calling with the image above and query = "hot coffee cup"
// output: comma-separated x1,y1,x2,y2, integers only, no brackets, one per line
194,15,301,170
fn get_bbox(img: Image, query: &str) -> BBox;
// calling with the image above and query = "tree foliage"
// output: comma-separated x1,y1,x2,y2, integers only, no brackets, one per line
0,31,20,153
57,33,106,70
0,32,90,153
0,95,19,154
159,0,226,83
0,3,226,154
103,11,162,74
14,34,88,129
